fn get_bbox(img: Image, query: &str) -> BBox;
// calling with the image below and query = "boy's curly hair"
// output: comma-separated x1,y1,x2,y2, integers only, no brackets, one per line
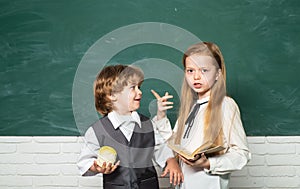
93,64,144,116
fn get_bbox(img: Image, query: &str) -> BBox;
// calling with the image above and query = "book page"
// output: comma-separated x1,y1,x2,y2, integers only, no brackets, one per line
194,145,225,156
167,142,195,160
168,140,226,160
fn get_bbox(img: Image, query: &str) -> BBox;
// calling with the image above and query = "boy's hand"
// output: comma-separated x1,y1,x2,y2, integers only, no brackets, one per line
161,157,184,186
151,89,173,120
90,160,120,174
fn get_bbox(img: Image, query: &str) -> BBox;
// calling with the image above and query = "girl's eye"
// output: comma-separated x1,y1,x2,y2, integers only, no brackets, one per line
186,69,194,73
201,69,208,73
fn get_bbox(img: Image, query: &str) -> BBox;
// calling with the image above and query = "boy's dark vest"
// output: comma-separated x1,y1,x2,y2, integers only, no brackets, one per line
92,114,159,189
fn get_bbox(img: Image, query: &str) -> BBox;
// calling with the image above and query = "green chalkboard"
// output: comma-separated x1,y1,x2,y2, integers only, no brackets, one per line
1,0,299,136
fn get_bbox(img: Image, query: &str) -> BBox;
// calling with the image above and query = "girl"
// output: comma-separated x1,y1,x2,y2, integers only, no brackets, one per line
153,42,251,189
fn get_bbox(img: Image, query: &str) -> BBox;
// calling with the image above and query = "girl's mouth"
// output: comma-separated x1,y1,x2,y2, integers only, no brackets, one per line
194,83,202,88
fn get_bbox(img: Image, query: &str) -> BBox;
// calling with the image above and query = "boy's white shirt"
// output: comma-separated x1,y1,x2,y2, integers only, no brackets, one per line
77,110,174,176
108,111,141,142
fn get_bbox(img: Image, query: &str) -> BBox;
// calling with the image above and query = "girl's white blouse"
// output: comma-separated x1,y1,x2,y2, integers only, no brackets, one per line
165,96,251,189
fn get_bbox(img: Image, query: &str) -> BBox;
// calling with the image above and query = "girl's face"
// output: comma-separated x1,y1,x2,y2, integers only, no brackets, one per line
185,54,220,99
112,80,142,115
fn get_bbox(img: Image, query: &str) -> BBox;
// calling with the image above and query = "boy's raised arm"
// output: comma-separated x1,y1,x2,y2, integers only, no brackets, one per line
151,89,173,120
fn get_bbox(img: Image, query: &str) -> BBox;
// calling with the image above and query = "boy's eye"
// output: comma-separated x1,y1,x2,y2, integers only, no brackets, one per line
130,85,141,90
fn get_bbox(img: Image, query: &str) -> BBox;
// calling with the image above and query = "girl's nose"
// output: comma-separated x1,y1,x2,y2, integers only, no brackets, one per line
194,70,201,80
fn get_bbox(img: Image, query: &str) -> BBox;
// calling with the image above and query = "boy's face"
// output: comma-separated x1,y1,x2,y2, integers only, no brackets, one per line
112,81,142,115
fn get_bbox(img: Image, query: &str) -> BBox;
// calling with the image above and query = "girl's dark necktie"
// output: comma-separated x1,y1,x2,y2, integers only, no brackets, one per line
183,101,208,139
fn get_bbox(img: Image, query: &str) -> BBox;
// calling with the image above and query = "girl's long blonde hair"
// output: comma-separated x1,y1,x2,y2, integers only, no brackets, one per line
175,42,226,147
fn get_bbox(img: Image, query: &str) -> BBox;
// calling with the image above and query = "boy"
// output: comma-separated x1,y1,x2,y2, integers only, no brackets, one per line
77,64,182,189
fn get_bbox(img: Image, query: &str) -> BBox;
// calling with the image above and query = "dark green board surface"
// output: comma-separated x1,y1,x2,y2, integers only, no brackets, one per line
1,0,299,136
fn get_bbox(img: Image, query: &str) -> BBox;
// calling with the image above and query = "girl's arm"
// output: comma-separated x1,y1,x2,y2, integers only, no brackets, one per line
206,98,251,175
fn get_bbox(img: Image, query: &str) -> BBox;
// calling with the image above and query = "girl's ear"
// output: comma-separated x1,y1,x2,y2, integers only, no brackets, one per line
215,69,222,81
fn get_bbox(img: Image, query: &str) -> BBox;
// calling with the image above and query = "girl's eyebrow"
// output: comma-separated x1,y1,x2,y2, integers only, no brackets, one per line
186,66,209,69
185,66,195,69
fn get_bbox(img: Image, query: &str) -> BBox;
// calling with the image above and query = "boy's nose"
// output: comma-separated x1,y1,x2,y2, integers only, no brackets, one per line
136,87,142,94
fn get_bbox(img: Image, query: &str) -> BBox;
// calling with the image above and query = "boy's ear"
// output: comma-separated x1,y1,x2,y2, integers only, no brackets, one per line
109,94,117,101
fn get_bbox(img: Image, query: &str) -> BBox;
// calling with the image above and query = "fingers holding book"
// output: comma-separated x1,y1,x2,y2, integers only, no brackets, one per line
178,153,210,170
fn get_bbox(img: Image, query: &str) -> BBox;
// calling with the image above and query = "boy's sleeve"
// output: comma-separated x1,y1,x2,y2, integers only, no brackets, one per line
152,116,173,141
151,118,174,168
77,127,99,176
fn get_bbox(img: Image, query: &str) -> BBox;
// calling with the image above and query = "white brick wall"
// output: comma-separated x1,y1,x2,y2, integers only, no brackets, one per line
0,136,299,189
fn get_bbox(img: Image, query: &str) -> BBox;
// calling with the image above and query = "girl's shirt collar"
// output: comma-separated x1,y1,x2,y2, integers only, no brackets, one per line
196,96,210,104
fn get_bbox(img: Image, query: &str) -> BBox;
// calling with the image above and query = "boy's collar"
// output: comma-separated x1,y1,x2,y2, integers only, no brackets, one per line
108,111,141,129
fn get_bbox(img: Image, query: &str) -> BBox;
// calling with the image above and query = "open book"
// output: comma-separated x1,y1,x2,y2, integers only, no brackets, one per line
168,140,226,161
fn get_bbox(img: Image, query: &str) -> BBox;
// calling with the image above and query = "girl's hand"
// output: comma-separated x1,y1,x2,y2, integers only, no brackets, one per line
90,160,120,174
161,157,184,186
179,153,210,170
151,89,173,120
